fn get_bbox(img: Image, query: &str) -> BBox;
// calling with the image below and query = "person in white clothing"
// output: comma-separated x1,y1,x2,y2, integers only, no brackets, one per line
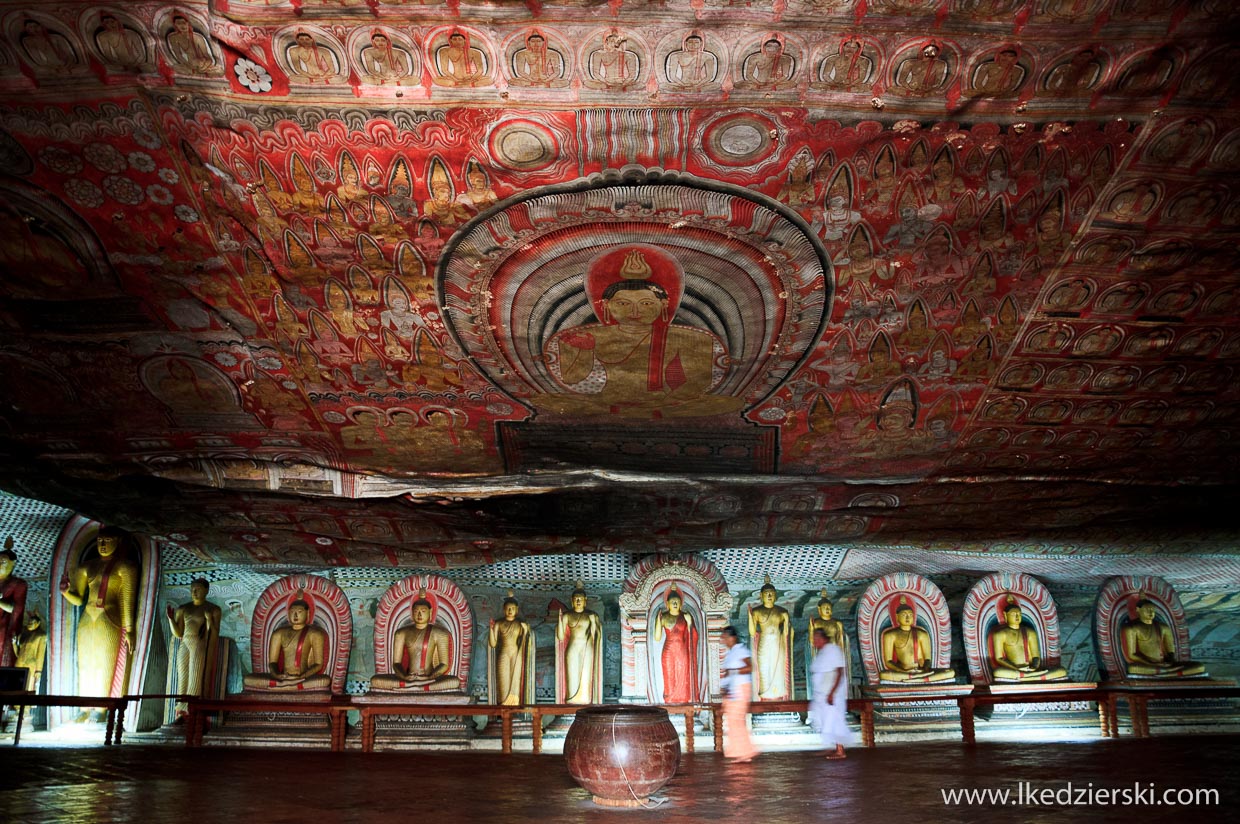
810,627,853,760
720,625,759,762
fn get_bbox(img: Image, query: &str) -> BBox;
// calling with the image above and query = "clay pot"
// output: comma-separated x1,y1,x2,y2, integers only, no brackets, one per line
563,705,681,807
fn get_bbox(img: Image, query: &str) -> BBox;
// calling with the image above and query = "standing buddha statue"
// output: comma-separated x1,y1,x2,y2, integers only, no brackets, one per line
556,581,602,704
747,575,793,700
488,590,534,706
807,589,848,698
652,585,698,703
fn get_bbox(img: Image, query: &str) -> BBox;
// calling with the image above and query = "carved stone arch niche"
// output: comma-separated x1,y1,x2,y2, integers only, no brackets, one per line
618,554,733,704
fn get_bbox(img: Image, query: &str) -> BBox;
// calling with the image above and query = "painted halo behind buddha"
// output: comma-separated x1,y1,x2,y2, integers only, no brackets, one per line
240,574,352,695
369,575,471,694
857,573,956,686
1096,576,1207,681
961,573,1073,685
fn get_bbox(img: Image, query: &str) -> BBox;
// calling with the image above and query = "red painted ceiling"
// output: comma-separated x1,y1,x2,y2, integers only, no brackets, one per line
1,1,1238,566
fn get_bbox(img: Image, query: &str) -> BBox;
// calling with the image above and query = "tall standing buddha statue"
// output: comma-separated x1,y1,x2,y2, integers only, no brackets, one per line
167,578,223,716
748,575,793,700
652,585,697,703
59,526,140,703
556,581,603,704
488,590,534,705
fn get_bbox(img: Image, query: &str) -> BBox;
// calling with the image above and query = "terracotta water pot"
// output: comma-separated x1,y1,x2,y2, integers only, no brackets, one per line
563,705,681,807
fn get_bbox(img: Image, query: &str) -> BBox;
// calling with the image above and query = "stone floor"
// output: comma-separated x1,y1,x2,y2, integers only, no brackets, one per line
1,736,1234,823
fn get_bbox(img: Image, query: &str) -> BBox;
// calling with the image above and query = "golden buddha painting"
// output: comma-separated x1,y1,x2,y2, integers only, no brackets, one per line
541,245,741,420
439,179,829,472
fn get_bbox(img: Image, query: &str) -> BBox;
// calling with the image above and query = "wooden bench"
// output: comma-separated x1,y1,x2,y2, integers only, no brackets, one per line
0,692,128,746
957,688,1116,744
529,703,701,754
184,697,352,751
354,702,515,753
1101,685,1240,738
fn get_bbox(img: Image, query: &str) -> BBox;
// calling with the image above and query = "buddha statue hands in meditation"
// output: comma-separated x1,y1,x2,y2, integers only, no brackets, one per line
987,596,1067,682
1120,597,1206,678
879,597,955,683
371,590,461,692
242,593,330,691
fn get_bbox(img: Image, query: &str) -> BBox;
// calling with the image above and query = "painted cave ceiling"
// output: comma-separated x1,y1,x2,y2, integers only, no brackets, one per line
2,0,1240,568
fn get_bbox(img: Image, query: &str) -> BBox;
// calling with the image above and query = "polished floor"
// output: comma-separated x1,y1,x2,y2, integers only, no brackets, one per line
1,736,1235,824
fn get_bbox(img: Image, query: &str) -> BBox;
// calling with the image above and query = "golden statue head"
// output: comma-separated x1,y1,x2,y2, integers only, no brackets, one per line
894,596,915,629
1134,595,1158,624
190,577,210,604
502,589,519,621
665,584,683,615
1002,594,1023,628
288,592,311,628
760,574,777,607
817,588,833,620
571,580,587,612
96,525,125,557
411,588,433,626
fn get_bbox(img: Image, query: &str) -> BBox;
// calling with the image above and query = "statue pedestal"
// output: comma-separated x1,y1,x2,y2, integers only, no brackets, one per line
750,710,803,731
1103,679,1239,737
864,683,974,700
477,712,533,742
975,680,1097,696
543,712,577,735
207,689,345,749
861,684,975,743
353,693,476,750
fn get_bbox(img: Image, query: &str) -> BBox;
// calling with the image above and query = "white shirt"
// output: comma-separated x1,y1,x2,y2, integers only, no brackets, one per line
811,642,847,705
721,642,752,692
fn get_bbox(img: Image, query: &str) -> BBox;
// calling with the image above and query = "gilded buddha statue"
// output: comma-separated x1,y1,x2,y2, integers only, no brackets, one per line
488,590,534,706
556,581,602,704
371,590,462,692
167,578,222,716
747,576,792,700
985,596,1067,682
60,526,140,705
807,589,848,698
1120,598,1206,678
878,598,955,683
242,594,330,691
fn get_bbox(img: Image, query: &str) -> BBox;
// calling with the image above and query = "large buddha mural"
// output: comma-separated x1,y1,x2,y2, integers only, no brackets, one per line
542,245,739,419
440,176,832,474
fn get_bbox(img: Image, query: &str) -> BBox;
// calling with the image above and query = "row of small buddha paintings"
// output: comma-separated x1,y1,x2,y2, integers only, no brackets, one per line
5,531,1214,715
8,12,1213,104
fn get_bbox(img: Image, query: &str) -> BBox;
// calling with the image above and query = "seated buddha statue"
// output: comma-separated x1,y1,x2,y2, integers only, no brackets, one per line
879,598,956,683
241,595,331,691
1120,598,1206,678
986,597,1068,682
370,591,462,692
